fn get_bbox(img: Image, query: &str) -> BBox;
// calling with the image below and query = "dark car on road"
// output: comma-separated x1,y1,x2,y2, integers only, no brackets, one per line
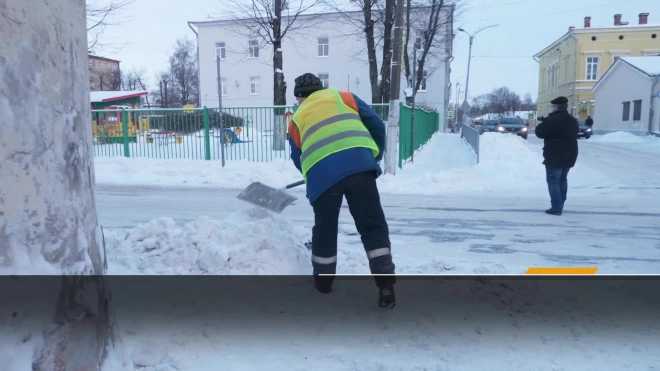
480,119,500,134
577,120,592,139
495,116,528,140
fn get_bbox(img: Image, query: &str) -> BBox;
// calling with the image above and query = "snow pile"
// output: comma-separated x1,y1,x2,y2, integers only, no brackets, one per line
378,132,545,194
591,131,647,143
94,157,302,189
105,208,311,274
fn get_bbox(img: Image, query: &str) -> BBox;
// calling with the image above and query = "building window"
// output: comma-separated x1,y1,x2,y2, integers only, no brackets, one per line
586,56,599,80
215,42,226,59
633,99,642,121
221,77,227,96
248,40,259,58
250,76,260,95
622,101,630,121
564,59,569,82
318,73,329,88
318,37,329,57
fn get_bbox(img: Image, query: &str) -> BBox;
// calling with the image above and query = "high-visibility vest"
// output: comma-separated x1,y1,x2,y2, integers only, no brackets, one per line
292,89,379,181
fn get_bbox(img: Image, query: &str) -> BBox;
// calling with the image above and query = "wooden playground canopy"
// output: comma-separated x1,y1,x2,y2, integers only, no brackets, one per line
90,90,148,109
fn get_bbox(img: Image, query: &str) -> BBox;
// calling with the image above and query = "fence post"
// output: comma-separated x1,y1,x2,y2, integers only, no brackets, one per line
203,107,211,160
398,101,403,169
121,108,130,158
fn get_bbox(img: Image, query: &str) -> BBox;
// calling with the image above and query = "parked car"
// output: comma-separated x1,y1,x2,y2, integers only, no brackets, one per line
495,116,528,140
577,120,592,139
478,119,500,134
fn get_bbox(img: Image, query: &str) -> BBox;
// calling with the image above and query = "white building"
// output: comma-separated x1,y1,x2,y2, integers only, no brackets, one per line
592,56,660,135
187,6,454,124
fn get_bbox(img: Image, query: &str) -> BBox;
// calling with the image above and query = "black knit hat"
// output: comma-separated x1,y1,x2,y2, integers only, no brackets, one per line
294,73,324,98
550,96,568,105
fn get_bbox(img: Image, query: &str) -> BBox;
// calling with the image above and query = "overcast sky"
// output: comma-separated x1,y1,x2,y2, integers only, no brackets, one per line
96,0,655,102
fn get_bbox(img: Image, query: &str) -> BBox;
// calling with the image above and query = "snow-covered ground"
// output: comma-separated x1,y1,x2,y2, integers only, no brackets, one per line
5,131,660,371
96,131,660,276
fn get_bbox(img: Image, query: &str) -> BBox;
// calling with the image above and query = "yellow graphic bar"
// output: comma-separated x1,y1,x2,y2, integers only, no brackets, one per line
526,267,598,275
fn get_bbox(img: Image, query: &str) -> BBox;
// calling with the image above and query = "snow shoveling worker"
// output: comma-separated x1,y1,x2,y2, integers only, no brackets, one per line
288,72,396,309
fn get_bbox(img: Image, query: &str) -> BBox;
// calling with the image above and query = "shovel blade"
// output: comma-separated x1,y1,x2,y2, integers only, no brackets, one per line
237,182,299,213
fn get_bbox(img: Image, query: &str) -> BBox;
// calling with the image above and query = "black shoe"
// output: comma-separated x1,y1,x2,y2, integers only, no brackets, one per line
378,285,396,308
545,209,562,216
314,280,332,294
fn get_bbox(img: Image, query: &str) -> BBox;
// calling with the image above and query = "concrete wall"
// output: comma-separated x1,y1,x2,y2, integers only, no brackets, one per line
593,62,654,134
194,9,451,114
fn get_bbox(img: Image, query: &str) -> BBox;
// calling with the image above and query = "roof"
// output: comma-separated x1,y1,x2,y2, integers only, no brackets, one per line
189,4,449,27
573,23,660,31
534,23,660,59
534,32,572,59
88,54,121,63
90,91,148,103
592,56,660,91
620,56,660,76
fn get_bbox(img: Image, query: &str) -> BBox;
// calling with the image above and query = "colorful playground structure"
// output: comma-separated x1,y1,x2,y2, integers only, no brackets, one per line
91,91,149,144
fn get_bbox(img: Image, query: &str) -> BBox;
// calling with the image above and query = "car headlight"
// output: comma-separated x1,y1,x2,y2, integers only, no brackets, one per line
586,128,591,132
497,126,505,131
521,127,528,132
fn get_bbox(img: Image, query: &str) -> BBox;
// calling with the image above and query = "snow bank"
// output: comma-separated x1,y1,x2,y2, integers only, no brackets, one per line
378,133,545,194
94,157,302,189
591,131,648,143
94,132,612,196
105,208,311,274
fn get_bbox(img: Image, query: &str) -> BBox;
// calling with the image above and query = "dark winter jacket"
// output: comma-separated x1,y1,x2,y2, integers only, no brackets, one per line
288,92,385,204
585,117,594,126
534,110,579,168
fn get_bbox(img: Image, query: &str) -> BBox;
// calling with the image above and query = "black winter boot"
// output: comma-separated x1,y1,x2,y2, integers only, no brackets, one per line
378,285,396,308
313,275,333,294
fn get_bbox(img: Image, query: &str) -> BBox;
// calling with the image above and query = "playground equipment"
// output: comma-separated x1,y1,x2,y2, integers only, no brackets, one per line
92,105,146,144
221,128,251,144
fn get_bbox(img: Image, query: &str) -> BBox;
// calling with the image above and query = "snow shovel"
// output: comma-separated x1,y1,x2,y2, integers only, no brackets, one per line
237,180,305,213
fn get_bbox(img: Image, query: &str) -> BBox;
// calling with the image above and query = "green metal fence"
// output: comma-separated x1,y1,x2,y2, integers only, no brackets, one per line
398,103,440,168
90,102,439,167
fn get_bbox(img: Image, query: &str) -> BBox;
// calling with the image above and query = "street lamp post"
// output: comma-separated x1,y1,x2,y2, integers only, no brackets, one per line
457,24,499,124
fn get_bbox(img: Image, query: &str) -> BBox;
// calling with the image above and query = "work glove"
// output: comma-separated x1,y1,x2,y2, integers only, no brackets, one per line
375,163,383,178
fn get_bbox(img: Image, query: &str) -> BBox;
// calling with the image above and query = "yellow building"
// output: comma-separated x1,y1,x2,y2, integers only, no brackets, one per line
534,12,660,120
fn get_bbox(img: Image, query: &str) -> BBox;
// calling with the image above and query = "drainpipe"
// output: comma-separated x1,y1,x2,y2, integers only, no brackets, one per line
649,76,660,133
188,21,201,108
569,29,578,116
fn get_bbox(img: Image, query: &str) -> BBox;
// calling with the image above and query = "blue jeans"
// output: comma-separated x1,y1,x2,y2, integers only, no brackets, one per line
546,166,570,210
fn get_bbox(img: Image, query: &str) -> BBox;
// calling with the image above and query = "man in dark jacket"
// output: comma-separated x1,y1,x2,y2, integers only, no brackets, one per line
585,115,594,129
288,73,396,308
534,96,579,215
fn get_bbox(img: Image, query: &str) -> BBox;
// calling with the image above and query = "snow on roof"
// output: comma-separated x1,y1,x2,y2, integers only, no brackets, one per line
620,56,660,76
90,90,148,103
574,23,660,30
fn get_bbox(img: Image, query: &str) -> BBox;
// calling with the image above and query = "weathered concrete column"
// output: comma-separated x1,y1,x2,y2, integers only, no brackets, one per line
0,0,125,369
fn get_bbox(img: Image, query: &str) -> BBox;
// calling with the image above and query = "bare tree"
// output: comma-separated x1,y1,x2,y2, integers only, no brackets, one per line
220,0,323,106
168,39,199,107
522,93,536,111
469,93,489,117
487,87,522,116
91,68,122,91
403,0,459,94
327,0,384,103
375,0,396,103
86,0,135,53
